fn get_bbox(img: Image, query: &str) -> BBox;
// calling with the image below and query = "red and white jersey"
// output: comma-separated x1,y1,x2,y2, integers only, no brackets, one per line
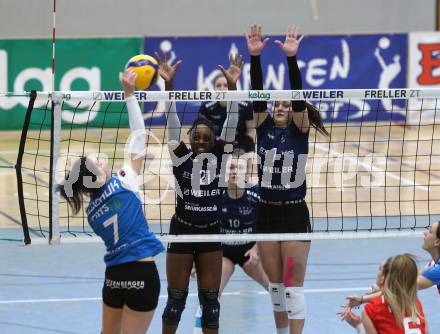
364,295,426,334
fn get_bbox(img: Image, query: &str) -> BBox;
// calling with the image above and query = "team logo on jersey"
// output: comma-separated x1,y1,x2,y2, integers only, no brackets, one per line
182,171,192,179
222,208,227,213
108,198,122,212
239,206,253,215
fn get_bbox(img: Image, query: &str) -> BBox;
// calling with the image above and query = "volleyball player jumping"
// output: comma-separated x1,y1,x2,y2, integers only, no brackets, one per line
245,24,328,334
157,52,242,334
58,69,164,334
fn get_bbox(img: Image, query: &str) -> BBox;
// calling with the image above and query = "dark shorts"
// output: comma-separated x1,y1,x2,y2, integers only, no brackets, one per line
167,216,222,254
223,242,255,267
103,261,160,312
256,200,311,235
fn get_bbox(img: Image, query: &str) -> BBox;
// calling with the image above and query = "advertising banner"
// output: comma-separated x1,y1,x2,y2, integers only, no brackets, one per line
0,38,141,130
144,34,407,125
407,32,440,124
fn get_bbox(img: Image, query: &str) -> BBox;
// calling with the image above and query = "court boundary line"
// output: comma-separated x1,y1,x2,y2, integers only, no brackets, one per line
0,210,42,237
0,286,371,304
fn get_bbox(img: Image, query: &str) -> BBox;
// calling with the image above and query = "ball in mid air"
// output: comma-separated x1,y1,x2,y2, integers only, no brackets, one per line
125,54,159,90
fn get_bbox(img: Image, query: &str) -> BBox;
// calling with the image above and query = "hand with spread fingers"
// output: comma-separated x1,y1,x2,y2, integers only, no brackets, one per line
342,310,362,328
274,25,304,57
154,52,182,89
218,53,244,90
245,24,270,56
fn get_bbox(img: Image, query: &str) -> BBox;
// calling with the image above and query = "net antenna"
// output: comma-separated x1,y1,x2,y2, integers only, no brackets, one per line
51,0,57,93
309,0,319,21
49,0,61,244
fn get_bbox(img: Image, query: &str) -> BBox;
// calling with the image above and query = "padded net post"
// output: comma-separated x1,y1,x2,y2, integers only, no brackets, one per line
49,93,62,244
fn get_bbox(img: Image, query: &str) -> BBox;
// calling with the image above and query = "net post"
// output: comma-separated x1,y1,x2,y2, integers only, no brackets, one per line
15,90,37,245
49,92,62,244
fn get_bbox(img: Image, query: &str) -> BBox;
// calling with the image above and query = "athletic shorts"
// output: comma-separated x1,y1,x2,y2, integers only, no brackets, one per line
102,261,160,312
223,242,255,267
256,200,311,235
167,216,222,254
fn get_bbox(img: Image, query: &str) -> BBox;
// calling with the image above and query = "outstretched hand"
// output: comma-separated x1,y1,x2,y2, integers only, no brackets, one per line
155,52,182,83
245,24,270,56
341,310,362,328
119,68,137,97
218,53,244,89
344,295,363,309
274,25,304,57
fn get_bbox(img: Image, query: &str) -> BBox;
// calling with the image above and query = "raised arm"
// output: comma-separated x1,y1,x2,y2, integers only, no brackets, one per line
121,69,146,175
275,25,309,132
218,53,244,143
156,52,183,148
245,24,270,128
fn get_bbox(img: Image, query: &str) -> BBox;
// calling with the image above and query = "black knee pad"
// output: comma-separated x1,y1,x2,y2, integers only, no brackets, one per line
162,288,188,326
198,288,220,329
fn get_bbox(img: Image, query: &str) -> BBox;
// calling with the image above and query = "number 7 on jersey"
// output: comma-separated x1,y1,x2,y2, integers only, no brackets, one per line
103,215,119,244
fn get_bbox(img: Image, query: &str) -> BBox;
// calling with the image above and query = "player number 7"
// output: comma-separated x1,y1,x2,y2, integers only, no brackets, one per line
103,215,119,244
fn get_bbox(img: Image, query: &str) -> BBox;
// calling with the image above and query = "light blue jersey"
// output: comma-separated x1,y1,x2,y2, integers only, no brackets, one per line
87,165,164,267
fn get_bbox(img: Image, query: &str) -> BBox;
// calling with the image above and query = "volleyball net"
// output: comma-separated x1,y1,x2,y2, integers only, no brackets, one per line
11,88,440,244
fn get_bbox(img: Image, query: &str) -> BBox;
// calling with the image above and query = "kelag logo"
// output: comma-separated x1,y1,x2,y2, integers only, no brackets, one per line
0,38,141,130
248,91,271,100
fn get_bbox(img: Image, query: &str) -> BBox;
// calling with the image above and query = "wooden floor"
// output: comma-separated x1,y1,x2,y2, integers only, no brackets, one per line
1,120,439,232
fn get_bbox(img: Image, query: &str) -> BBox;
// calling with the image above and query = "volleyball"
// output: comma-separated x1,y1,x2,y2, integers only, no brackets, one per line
125,54,159,90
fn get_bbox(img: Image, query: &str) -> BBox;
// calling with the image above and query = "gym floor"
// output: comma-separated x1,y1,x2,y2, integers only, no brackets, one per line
0,229,439,333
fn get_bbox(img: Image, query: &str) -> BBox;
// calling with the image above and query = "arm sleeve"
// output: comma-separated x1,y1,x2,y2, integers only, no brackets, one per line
250,55,268,113
126,95,146,155
165,102,181,143
169,141,192,171
220,101,239,143
243,102,254,121
256,113,273,139
287,56,307,112
199,102,208,117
